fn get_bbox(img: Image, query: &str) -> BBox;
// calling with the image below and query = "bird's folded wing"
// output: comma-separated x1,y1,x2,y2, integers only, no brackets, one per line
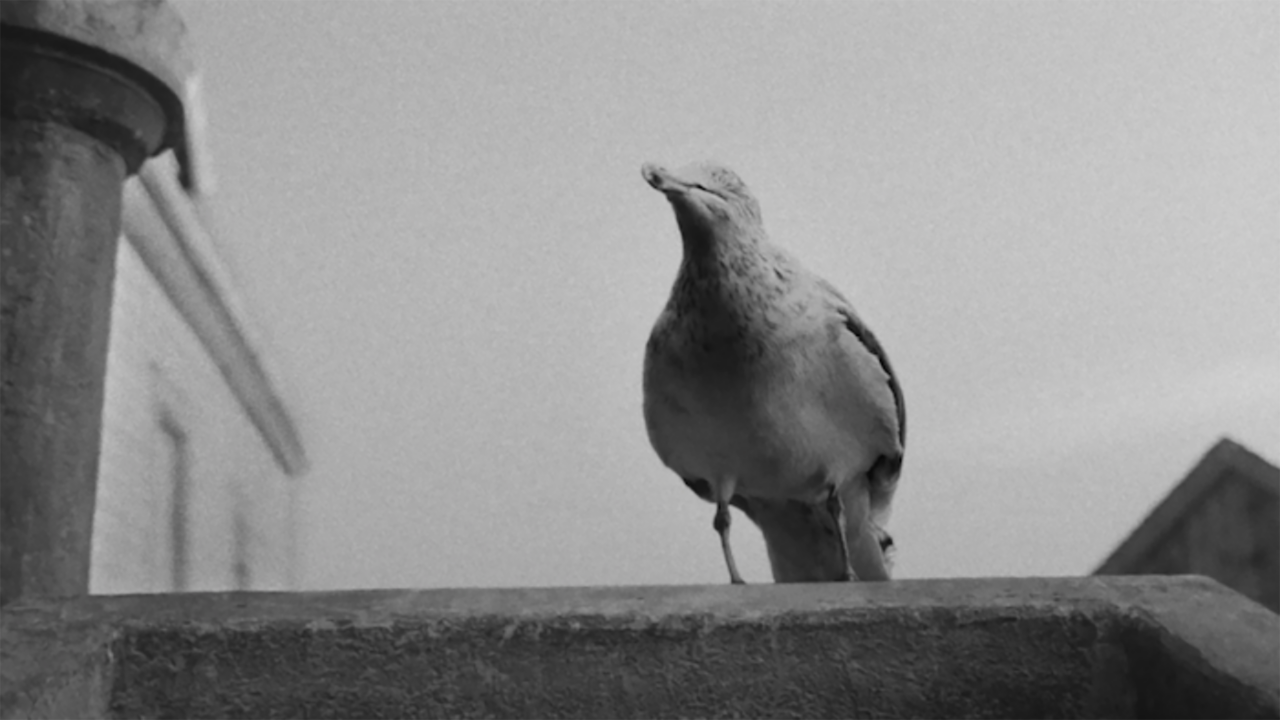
816,277,905,525
816,278,907,449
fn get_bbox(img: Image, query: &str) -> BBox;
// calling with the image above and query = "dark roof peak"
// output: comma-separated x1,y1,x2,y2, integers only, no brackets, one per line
1094,437,1278,575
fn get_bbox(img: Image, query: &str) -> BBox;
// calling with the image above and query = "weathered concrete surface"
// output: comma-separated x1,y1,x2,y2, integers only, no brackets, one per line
0,117,124,606
2,577,1277,719
0,0,186,606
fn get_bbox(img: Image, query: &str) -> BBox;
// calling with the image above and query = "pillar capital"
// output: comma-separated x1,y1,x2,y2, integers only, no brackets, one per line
1,0,192,175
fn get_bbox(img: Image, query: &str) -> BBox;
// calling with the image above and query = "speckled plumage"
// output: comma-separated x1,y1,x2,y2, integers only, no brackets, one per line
641,161,905,584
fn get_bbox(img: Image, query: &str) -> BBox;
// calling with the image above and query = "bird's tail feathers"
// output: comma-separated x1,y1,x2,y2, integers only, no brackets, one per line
872,523,896,577
736,497,850,583
841,479,894,581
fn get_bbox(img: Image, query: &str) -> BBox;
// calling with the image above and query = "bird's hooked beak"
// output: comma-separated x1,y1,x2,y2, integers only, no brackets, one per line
642,163,692,196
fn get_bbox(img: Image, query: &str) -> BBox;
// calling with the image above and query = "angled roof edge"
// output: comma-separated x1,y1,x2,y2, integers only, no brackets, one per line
121,152,308,477
1094,438,1279,575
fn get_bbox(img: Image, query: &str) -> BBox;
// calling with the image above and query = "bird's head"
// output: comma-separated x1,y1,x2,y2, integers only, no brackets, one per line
642,161,764,246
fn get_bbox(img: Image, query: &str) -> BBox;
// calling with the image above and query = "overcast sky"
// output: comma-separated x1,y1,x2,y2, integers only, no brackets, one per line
173,1,1279,590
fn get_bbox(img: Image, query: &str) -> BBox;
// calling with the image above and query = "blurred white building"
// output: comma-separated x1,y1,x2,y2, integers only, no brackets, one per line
90,77,307,594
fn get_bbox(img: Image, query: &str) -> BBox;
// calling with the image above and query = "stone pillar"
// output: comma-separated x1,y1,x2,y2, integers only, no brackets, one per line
0,0,188,606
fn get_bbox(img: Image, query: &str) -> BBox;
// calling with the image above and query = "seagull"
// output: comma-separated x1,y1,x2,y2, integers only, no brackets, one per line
641,161,905,584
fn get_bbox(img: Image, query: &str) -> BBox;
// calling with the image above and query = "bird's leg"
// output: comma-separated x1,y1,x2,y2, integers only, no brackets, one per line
716,499,747,584
825,487,855,581
712,478,745,585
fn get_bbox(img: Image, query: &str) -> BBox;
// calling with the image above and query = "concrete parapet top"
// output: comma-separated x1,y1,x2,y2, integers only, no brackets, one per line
3,576,1278,718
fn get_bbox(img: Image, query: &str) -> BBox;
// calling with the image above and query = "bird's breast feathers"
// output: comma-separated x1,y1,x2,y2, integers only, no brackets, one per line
643,299,899,500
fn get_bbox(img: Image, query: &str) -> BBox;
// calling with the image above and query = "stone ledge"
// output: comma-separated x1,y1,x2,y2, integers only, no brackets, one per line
2,576,1277,719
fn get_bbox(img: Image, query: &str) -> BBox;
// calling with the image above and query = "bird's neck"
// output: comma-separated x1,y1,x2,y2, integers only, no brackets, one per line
676,221,767,271
671,226,787,331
